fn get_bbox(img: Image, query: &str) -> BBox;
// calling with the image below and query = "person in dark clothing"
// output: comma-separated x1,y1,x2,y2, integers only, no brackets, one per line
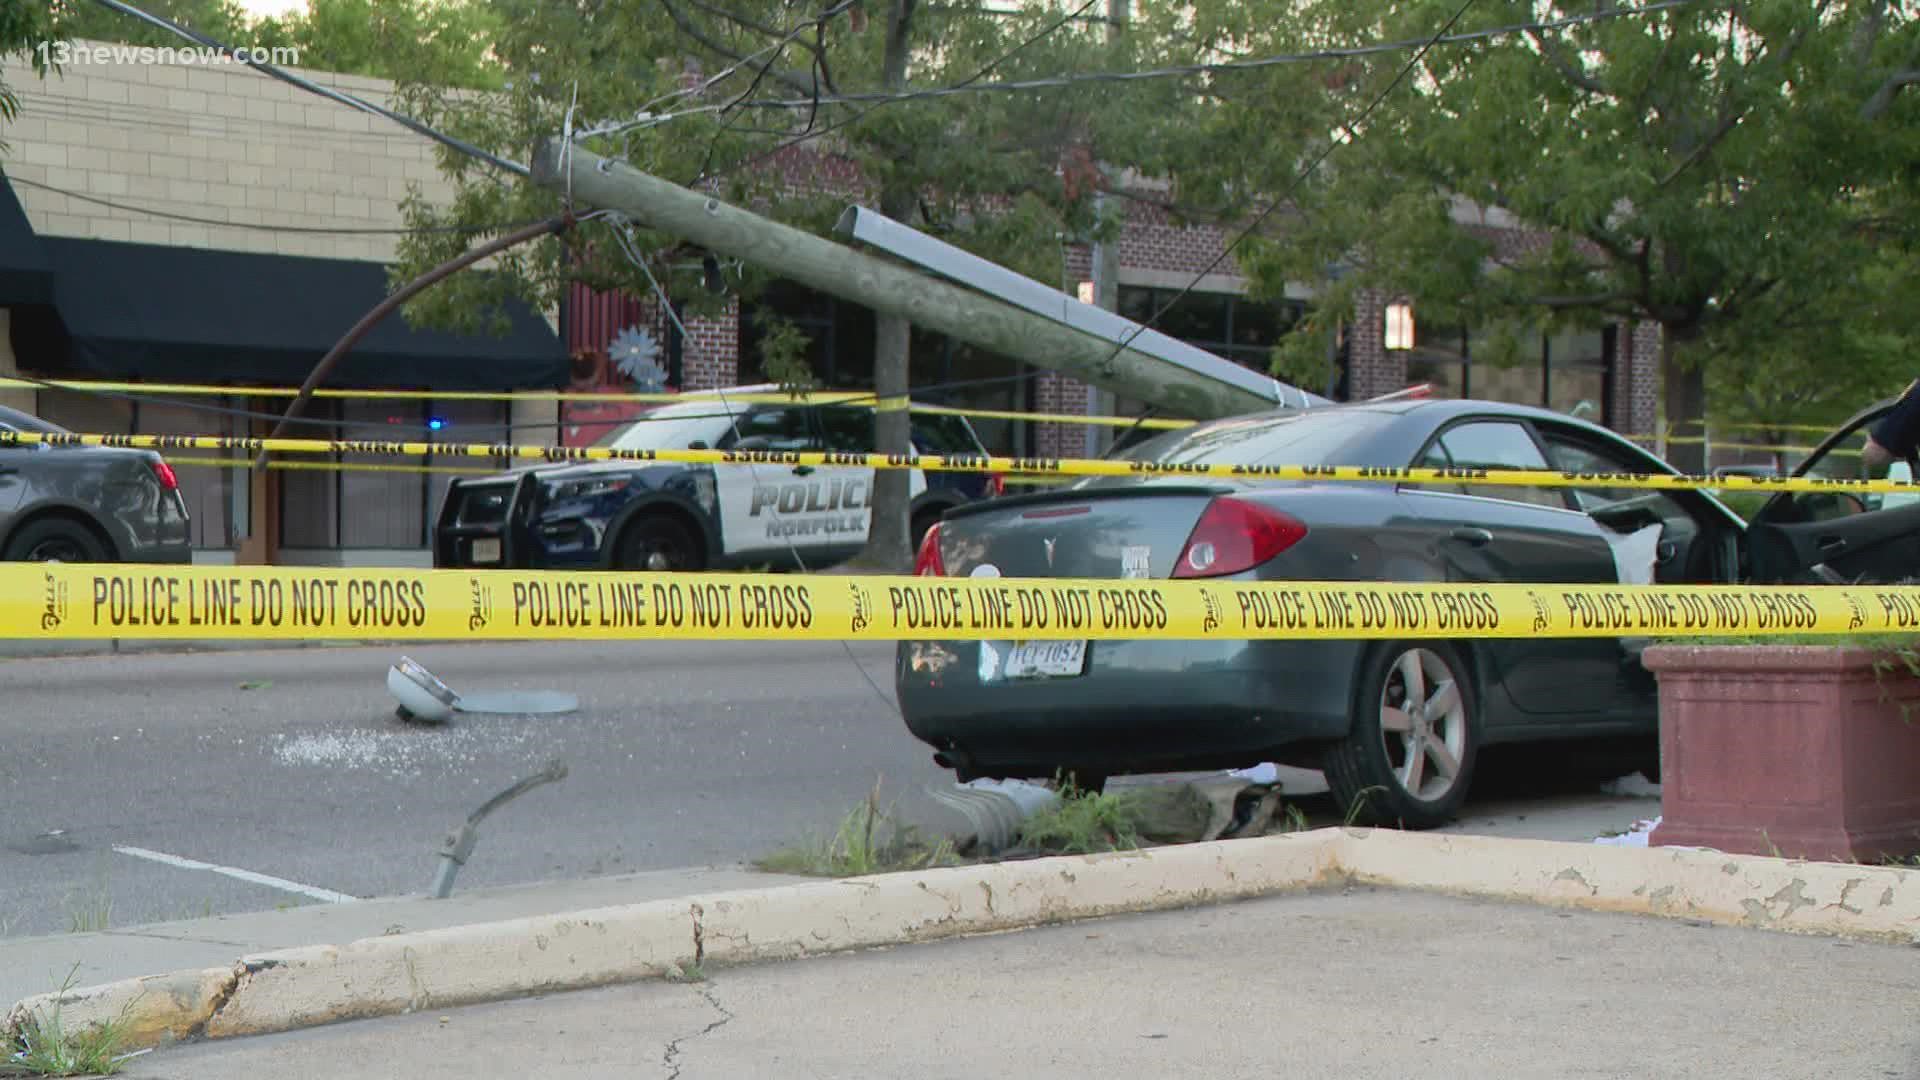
1864,378,1920,470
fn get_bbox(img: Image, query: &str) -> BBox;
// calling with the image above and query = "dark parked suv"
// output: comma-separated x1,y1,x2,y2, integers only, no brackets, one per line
0,404,192,563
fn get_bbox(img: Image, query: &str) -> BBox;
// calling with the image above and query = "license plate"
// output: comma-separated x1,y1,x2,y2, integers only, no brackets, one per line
1003,639,1087,679
470,538,501,564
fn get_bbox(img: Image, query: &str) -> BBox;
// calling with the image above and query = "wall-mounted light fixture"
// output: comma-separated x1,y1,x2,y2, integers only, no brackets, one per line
1384,302,1415,351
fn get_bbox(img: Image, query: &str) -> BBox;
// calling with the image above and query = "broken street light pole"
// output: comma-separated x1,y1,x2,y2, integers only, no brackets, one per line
530,139,1281,420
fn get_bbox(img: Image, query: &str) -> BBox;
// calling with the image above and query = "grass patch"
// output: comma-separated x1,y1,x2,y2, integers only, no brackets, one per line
1015,777,1145,854
62,888,112,936
756,778,960,877
4,967,136,1077
667,962,707,984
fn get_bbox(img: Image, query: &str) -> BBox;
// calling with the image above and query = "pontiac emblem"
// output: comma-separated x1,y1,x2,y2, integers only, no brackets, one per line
1043,537,1057,568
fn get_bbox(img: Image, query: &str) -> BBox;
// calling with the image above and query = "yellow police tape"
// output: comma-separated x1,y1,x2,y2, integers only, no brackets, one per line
0,377,1193,429
4,428,1915,495
10,563,1915,642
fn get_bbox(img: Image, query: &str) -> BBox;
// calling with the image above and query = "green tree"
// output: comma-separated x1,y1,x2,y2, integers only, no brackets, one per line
385,0,1187,570
251,0,507,91
0,0,59,153
47,0,251,48
1157,0,1920,473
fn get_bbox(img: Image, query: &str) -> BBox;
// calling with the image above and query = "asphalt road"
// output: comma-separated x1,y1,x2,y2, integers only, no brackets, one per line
0,640,938,938
0,640,1659,941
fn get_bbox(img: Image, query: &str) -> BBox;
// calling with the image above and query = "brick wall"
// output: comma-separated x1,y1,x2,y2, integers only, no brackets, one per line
1115,197,1235,277
1345,289,1405,401
1626,321,1662,435
0,42,461,263
680,300,740,389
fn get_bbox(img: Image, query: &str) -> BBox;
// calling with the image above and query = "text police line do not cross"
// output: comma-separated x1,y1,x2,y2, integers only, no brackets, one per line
9,563,1911,643
5,428,1920,497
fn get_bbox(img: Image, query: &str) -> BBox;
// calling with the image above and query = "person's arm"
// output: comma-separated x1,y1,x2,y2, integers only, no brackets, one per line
1866,380,1920,471
1866,435,1897,469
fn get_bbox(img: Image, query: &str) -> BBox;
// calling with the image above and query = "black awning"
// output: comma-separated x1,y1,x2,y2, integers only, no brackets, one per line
10,236,567,391
0,174,53,306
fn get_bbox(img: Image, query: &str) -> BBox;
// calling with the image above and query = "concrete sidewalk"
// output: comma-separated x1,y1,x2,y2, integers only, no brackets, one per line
109,886,1920,1080
0,867,807,1010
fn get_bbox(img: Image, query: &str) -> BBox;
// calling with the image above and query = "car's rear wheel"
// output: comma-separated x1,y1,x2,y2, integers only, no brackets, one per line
1323,641,1479,830
616,514,703,572
3,518,111,564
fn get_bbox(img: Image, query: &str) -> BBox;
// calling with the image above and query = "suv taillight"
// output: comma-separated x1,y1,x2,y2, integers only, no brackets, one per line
914,522,947,576
151,459,180,492
986,473,1006,497
1172,498,1307,578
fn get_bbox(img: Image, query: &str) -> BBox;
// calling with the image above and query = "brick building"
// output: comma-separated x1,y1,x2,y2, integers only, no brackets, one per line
0,44,1663,563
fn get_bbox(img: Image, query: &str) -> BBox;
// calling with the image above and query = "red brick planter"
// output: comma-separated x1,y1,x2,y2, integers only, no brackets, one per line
1643,645,1920,863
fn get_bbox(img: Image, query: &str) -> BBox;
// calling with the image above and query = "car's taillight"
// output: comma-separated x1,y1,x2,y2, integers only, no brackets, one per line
151,459,179,492
986,473,1005,497
1172,498,1307,578
914,521,947,576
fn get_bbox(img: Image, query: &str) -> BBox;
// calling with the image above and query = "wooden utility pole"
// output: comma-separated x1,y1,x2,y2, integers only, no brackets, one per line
528,140,1279,421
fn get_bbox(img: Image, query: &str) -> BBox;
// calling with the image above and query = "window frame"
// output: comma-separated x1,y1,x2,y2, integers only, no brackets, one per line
1401,415,1580,513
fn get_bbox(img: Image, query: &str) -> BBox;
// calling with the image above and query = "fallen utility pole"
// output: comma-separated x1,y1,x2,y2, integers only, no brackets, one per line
530,139,1281,421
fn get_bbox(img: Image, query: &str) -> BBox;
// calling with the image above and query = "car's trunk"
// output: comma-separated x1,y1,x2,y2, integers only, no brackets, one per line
932,481,1234,580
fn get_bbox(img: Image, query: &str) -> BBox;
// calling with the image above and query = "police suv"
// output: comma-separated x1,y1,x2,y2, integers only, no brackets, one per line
431,387,1005,572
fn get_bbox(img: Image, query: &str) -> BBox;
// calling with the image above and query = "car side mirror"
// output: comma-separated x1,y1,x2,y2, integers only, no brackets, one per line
688,440,709,450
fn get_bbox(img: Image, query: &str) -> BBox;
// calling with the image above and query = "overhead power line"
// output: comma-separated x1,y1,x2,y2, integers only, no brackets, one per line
590,0,1697,134
7,175,547,236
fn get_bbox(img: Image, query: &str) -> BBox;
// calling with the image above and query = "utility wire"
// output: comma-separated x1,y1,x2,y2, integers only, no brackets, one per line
6,175,547,236
600,0,1695,133
573,0,863,143
694,0,1105,188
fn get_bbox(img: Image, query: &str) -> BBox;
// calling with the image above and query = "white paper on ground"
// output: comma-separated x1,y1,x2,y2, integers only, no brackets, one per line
1593,816,1661,846
1228,762,1281,785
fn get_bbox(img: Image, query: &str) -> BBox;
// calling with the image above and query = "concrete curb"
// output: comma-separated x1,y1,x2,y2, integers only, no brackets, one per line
8,828,1916,1054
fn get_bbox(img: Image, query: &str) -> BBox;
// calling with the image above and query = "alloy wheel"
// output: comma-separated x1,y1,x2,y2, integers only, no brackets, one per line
1377,647,1468,803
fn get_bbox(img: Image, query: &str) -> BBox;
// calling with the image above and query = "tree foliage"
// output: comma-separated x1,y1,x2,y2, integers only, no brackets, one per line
1156,0,1920,468
0,0,58,151
251,0,507,91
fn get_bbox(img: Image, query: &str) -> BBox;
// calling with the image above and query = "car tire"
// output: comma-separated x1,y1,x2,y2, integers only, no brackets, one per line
615,514,703,572
2,518,112,564
1323,641,1480,830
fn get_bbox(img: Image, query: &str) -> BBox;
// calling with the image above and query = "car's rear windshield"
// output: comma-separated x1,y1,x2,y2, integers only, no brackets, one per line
913,413,986,455
1115,409,1395,466
590,403,742,451
0,408,67,435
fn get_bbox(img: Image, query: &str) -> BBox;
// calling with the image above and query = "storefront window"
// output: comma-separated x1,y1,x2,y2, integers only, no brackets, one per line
1545,326,1609,418
1405,320,1468,399
279,400,338,549
1401,317,1614,424
1116,287,1305,375
737,281,876,389
139,396,234,549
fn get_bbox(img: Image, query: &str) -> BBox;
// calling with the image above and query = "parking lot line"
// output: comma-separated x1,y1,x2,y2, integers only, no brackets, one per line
113,846,360,905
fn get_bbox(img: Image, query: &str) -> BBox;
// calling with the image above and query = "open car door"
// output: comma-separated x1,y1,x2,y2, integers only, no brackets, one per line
1745,398,1920,584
